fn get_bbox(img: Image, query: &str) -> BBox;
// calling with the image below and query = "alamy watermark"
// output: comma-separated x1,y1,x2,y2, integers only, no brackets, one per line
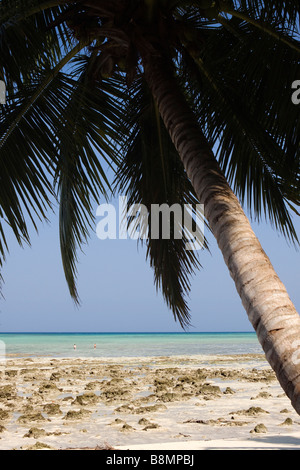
0,80,6,105
291,80,300,105
96,196,205,251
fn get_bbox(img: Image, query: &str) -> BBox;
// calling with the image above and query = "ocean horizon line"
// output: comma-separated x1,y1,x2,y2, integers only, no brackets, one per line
0,331,255,335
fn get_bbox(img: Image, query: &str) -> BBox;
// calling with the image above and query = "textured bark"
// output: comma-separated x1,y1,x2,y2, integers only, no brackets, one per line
142,52,300,414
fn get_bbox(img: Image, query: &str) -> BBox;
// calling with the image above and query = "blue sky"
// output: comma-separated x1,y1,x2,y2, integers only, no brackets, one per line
0,195,299,333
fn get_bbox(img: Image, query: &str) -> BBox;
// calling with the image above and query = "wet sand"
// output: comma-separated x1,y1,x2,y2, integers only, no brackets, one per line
0,354,300,450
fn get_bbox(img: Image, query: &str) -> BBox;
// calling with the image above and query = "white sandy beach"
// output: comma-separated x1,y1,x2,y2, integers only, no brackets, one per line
0,353,300,450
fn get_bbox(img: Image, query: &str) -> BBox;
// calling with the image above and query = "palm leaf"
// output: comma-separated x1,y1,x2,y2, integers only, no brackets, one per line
0,70,71,292
54,56,123,302
178,12,300,244
115,77,208,328
0,0,70,88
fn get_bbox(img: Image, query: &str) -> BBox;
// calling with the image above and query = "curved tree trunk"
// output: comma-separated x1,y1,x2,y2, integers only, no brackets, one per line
142,52,300,415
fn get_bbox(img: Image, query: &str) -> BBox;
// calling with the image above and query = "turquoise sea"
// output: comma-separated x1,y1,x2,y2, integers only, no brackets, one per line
0,332,262,359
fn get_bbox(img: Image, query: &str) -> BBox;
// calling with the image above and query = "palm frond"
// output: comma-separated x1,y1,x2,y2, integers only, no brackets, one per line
0,0,71,88
221,2,300,53
178,13,300,244
0,70,71,293
231,1,300,33
115,77,208,328
54,56,123,302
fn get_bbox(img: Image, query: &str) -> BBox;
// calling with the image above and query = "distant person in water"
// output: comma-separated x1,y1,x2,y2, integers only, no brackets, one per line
73,344,76,350
94,344,96,349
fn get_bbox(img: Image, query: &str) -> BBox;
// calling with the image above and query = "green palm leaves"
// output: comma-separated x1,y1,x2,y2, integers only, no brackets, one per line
180,16,300,243
55,57,122,302
0,0,299,326
0,1,121,300
115,78,205,327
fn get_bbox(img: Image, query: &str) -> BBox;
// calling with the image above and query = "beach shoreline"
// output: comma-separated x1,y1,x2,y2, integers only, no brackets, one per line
0,353,300,450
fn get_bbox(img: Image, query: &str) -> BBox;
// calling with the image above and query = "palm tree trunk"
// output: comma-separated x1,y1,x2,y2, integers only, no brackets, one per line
142,52,300,415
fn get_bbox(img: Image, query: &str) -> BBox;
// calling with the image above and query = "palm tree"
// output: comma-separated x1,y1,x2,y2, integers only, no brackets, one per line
1,0,300,412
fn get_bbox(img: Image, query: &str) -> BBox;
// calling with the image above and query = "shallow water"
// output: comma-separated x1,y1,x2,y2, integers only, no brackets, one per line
0,332,262,359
